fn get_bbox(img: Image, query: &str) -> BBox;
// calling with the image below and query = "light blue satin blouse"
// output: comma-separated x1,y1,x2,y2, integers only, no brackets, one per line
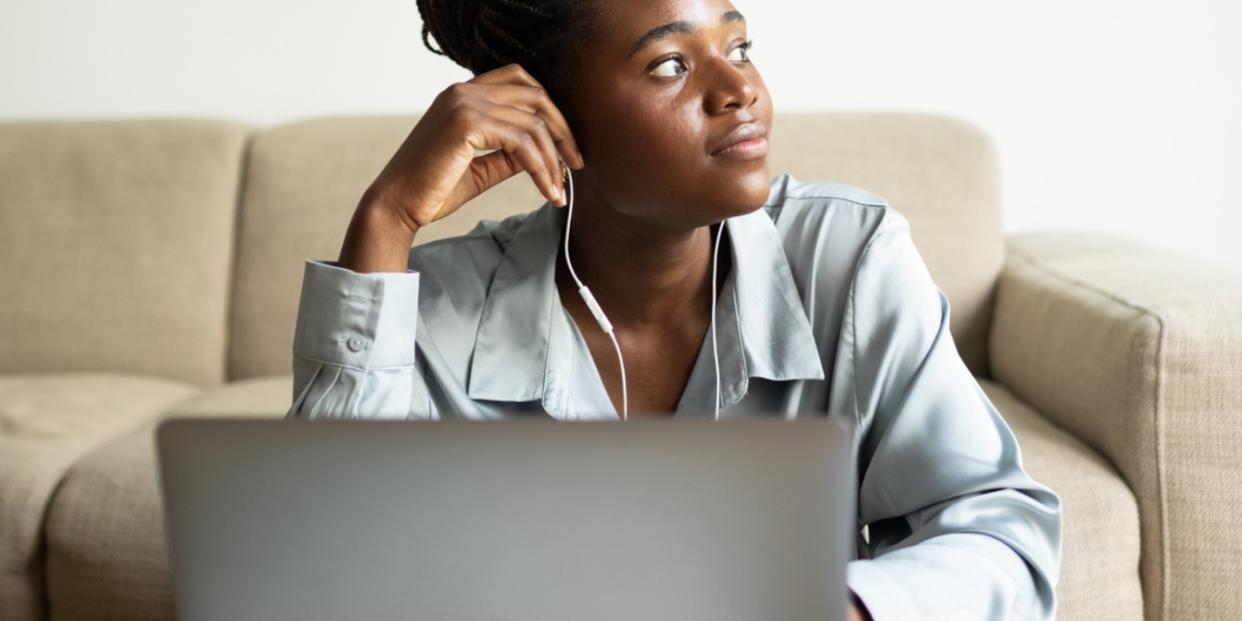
286,174,1062,620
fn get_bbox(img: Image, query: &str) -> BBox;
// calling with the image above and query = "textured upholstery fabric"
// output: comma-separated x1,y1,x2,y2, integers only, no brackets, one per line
227,113,1001,381
0,119,250,387
990,233,1242,621
0,374,199,621
979,380,1143,620
43,376,291,621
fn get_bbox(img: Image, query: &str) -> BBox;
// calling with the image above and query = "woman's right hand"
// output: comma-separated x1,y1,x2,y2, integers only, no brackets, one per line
363,62,586,237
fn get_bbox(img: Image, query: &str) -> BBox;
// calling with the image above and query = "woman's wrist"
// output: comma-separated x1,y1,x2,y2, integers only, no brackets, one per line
337,197,418,274
849,592,873,621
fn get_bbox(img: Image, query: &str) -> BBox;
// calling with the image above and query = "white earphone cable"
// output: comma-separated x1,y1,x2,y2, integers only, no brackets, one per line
561,160,723,422
562,161,628,420
710,220,724,421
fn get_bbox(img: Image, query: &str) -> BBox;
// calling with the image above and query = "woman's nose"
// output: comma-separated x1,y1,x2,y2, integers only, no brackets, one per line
703,58,759,114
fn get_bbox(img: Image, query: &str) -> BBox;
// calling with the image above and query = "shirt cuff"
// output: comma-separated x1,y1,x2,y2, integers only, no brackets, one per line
847,559,921,621
291,259,420,370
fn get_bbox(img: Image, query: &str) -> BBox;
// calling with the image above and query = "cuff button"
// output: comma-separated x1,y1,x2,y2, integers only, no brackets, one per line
346,335,367,352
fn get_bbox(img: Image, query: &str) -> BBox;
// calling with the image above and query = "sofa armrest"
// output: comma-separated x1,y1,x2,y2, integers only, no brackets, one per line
989,232,1242,621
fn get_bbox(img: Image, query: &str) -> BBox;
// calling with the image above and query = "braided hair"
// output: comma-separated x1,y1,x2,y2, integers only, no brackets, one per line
416,0,599,104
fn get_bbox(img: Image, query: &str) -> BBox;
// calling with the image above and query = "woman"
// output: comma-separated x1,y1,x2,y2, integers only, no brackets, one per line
287,0,1062,618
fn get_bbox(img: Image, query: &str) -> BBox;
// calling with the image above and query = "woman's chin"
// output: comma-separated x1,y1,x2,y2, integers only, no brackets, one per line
717,165,773,214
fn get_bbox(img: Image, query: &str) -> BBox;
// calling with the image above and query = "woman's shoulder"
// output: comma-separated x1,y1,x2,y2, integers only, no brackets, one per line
761,174,912,270
757,175,935,358
764,174,893,213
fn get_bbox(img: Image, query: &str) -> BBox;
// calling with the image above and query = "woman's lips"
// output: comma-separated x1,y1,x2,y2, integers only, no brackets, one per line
711,135,769,161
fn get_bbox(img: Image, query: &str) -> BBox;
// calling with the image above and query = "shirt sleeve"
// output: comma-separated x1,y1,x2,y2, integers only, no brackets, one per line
842,211,1063,620
285,259,422,419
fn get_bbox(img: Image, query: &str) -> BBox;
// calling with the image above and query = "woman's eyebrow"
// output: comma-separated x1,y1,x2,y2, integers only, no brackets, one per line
626,10,746,59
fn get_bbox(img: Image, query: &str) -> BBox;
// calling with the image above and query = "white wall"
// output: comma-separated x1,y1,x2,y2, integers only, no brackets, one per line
3,0,1238,267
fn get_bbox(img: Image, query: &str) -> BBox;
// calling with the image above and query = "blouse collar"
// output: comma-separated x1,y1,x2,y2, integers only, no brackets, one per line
464,195,824,419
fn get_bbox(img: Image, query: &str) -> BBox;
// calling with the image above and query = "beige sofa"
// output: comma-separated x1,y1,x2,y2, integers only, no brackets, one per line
1,113,1239,621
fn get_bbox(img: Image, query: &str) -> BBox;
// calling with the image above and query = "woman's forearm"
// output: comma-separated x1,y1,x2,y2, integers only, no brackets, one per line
338,191,419,274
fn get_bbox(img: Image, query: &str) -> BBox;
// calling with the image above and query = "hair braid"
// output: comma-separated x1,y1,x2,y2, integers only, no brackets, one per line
416,0,597,101
477,5,539,65
417,0,483,70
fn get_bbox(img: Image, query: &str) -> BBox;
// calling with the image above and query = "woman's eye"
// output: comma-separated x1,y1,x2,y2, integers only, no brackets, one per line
649,40,752,78
650,57,687,78
728,40,754,63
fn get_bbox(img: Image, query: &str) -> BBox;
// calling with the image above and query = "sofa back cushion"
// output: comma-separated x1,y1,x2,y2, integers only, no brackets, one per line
229,112,1002,381
0,119,249,386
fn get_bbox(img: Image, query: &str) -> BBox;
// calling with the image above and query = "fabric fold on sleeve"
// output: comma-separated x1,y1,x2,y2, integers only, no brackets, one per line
844,210,1063,620
287,259,421,419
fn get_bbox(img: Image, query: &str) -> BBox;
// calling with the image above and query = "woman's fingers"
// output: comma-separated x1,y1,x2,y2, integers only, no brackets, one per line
472,67,585,170
362,63,583,236
486,103,566,204
494,84,584,170
477,117,561,205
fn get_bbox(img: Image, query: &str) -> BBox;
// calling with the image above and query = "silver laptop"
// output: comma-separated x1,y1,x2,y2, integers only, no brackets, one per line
156,417,856,621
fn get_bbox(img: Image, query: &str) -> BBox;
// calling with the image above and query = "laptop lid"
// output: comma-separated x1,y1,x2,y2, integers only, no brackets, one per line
156,417,856,621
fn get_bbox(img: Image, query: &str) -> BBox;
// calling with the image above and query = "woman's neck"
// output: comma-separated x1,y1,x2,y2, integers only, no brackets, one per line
556,191,722,330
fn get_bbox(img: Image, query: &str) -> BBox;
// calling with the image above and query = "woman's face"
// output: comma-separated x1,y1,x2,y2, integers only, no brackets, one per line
566,0,774,231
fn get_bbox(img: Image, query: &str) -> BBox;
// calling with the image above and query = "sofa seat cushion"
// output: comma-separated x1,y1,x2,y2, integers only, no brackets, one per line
43,375,292,621
0,373,200,621
980,380,1143,620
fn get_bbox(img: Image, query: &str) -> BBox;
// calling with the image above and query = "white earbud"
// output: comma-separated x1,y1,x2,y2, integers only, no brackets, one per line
560,160,723,421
